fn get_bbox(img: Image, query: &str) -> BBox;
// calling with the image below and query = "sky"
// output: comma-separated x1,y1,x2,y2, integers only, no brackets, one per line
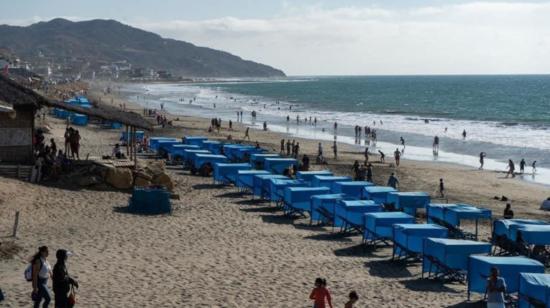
2,0,550,76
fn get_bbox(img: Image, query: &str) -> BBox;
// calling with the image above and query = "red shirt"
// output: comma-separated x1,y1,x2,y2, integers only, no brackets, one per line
310,287,332,308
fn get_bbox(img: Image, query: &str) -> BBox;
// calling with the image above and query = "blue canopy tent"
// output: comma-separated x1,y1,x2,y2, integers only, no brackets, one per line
518,273,550,308
250,153,280,169
183,136,208,147
331,181,374,198
235,170,270,192
253,174,288,199
391,224,448,261
296,170,333,185
149,137,178,152
201,140,224,154
191,154,228,176
310,193,348,227
427,203,492,240
181,149,210,168
335,200,381,233
387,192,430,216
311,175,352,189
128,187,172,215
364,212,415,246
493,219,550,258
422,238,492,282
169,144,200,162
269,179,308,206
213,163,251,184
467,256,544,301
363,186,397,204
283,187,331,216
264,158,298,174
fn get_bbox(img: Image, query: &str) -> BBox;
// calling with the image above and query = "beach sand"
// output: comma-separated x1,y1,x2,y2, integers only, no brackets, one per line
1,83,549,307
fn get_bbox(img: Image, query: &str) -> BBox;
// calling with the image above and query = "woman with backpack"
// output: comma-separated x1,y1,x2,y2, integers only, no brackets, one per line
30,246,52,308
52,249,78,307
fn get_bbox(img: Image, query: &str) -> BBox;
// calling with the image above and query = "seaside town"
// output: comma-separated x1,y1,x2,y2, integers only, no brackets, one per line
2,2,550,308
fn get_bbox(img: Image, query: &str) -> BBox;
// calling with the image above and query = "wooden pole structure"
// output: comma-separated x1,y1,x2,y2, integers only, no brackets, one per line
12,211,20,237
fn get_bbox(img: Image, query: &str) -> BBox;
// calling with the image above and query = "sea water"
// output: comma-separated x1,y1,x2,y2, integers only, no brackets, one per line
121,75,550,186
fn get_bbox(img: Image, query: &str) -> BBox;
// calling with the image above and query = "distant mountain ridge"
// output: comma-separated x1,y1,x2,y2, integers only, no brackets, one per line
0,18,285,78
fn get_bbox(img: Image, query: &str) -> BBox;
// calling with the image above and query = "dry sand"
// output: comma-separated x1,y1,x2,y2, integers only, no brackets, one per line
1,83,549,307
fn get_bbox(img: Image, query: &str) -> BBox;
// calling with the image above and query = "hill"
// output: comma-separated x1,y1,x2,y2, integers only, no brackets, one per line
0,18,285,78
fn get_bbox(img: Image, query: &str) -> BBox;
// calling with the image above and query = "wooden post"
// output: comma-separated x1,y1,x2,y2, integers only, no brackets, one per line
133,126,137,167
12,211,20,237
125,125,130,157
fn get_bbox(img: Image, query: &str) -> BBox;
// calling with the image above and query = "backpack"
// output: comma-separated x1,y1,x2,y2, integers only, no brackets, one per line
24,260,42,282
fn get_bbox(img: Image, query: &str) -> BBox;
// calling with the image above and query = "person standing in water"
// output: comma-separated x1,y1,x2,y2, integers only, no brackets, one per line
462,129,467,140
506,159,515,178
532,161,537,174
333,122,338,133
479,152,486,170
519,159,526,174
433,136,440,155
400,137,405,149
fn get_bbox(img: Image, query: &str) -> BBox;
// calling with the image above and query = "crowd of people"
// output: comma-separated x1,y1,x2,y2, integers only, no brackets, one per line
31,129,74,183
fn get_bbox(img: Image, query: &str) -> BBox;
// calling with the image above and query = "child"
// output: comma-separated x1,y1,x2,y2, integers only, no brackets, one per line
309,278,333,308
345,291,359,308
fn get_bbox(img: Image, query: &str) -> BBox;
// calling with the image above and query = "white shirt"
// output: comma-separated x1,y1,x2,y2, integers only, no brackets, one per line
38,257,51,279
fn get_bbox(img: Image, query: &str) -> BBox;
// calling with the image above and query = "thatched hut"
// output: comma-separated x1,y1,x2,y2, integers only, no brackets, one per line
0,73,48,163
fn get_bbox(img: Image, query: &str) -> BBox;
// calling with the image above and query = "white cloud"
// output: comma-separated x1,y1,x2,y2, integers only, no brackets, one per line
132,2,550,75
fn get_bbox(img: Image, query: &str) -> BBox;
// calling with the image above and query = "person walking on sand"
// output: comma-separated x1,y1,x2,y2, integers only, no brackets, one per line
229,120,233,130
364,147,369,163
394,148,401,167
352,160,360,180
519,159,526,174
286,140,291,156
318,142,323,158
387,173,399,189
486,267,507,308
506,159,515,178
294,142,300,158
309,278,333,308
378,150,385,163
366,163,373,183
280,139,285,154
30,246,52,308
52,249,78,308
70,130,80,160
64,128,71,157
439,178,445,198
244,127,250,140
345,291,359,308
332,140,338,160
479,152,486,170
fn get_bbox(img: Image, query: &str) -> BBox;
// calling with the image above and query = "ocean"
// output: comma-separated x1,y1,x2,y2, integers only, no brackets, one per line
120,75,550,185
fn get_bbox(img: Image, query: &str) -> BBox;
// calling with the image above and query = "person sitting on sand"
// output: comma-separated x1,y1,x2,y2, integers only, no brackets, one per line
486,267,506,308
112,144,124,159
503,203,514,219
345,291,359,308
387,173,399,189
52,249,78,308
309,278,333,308
378,150,385,163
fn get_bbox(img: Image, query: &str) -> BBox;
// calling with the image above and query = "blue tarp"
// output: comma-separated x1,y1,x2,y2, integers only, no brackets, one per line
331,181,374,197
183,150,211,166
364,212,415,241
169,145,200,161
468,256,545,295
193,154,228,170
392,224,448,257
519,273,550,308
158,140,183,155
422,238,492,274
296,170,333,185
250,154,280,168
264,158,298,174
269,179,307,202
513,225,550,246
387,192,430,215
283,187,331,213
311,175,352,188
427,203,492,226
213,163,251,184
493,219,550,243
149,137,178,151
235,170,270,190
234,147,264,162
128,187,171,214
71,114,88,126
201,141,224,154
310,193,347,225
335,200,381,228
253,174,288,198
120,131,145,143
363,186,398,204
183,136,208,147
223,145,254,161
